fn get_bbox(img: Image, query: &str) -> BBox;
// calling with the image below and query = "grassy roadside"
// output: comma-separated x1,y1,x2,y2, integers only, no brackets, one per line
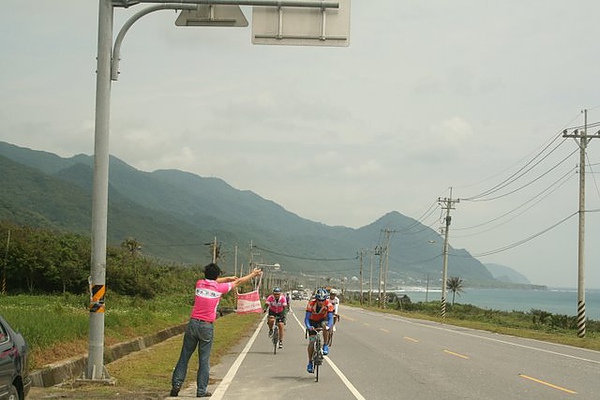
28,312,263,399
349,301,600,351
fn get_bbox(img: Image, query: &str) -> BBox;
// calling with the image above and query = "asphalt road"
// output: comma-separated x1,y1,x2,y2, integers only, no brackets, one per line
187,301,600,399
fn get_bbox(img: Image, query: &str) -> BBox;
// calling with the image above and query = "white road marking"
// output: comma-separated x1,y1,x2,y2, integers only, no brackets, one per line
292,313,366,400
211,313,267,400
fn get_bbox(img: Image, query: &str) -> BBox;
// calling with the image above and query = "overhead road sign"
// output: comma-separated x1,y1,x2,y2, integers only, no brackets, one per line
176,5,249,27
252,0,350,47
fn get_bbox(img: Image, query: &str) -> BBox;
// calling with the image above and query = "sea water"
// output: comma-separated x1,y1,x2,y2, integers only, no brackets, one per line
394,287,600,321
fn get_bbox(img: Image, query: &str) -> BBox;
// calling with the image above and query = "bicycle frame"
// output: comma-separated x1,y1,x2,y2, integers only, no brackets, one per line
311,328,324,382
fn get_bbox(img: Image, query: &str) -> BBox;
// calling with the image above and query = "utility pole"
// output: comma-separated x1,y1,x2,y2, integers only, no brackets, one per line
358,249,364,305
380,228,397,309
375,245,383,307
234,245,238,276
369,249,373,306
563,109,598,338
439,189,459,318
2,229,10,295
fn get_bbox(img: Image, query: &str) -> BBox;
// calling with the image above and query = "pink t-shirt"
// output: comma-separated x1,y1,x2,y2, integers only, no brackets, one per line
265,294,287,313
190,279,233,322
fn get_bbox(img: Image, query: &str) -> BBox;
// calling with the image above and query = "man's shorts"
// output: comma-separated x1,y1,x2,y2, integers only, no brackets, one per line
268,310,286,324
306,319,327,335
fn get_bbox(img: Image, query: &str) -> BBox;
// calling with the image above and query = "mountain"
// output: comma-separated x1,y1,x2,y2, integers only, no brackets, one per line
485,263,531,285
0,141,498,287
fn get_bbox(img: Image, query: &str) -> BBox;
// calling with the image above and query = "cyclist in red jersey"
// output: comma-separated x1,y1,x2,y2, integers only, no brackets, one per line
304,288,334,373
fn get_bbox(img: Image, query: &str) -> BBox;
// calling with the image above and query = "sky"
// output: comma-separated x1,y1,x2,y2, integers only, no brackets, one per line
2,1,600,290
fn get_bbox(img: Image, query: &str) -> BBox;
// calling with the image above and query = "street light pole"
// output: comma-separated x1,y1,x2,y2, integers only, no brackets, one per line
87,0,113,381
87,0,344,381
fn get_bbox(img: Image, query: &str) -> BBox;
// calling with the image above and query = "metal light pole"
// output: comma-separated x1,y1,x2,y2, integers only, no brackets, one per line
87,0,344,381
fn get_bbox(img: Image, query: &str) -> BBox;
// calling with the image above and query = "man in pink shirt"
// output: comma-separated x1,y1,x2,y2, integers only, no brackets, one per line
170,263,262,397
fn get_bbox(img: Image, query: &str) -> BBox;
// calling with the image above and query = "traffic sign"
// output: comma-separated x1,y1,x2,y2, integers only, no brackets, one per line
175,5,248,27
252,0,350,47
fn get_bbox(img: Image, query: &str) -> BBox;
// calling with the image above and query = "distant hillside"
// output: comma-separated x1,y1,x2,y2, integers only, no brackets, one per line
485,263,531,285
0,141,500,288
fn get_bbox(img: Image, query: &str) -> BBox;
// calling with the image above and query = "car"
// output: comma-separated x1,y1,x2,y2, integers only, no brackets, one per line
0,315,31,400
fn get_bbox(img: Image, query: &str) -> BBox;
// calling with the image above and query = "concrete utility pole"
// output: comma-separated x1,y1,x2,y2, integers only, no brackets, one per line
438,189,459,318
369,249,373,306
381,229,396,309
358,249,364,305
375,245,383,307
563,109,598,338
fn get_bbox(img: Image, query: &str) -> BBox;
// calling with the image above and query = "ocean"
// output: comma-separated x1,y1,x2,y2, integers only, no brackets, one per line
393,287,600,321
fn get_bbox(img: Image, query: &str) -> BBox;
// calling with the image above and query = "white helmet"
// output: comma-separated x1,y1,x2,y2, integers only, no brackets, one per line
330,288,338,295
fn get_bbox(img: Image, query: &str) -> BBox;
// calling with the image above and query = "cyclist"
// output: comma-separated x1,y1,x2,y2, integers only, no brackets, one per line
263,287,287,349
329,288,340,330
304,288,334,373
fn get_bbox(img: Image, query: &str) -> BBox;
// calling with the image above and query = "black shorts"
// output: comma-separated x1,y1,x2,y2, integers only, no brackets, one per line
306,319,327,335
268,310,286,324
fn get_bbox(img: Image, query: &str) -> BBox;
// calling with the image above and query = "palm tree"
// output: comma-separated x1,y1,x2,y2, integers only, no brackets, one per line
446,276,465,305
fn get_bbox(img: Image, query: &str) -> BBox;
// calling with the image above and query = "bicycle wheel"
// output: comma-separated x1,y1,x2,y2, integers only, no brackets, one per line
272,326,279,355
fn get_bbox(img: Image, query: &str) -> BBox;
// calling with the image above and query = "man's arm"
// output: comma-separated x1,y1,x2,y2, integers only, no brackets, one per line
216,276,237,283
231,268,262,289
304,311,312,329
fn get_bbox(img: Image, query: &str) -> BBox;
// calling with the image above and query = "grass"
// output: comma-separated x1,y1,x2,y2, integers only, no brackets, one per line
0,293,219,368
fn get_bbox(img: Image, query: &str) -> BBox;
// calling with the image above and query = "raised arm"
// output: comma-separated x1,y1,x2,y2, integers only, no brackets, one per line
231,268,262,289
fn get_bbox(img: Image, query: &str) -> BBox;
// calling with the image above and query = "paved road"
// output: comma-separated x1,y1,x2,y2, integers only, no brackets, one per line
179,301,600,399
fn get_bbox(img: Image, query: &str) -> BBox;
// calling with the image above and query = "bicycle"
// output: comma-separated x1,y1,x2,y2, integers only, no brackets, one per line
310,328,325,382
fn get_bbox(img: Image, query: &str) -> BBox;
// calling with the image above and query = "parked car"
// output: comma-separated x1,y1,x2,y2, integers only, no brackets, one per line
0,315,31,400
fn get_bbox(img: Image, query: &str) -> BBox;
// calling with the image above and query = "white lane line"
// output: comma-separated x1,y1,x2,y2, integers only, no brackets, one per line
211,313,267,400
292,313,366,400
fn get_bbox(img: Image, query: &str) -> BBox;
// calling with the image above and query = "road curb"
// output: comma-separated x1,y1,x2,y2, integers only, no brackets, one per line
30,323,187,388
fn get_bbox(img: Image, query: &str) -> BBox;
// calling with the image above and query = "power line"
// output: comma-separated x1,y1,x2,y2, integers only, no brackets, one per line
467,212,577,257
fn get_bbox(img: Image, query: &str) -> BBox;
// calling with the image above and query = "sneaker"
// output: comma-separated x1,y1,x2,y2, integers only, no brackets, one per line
170,386,180,397
197,392,212,397
278,341,283,349
307,361,314,373
268,329,273,337
323,344,329,355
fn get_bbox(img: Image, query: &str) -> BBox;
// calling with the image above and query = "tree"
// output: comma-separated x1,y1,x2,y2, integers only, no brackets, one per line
446,276,465,305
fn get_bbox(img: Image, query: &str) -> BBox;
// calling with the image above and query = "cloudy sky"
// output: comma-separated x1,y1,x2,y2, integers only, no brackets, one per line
2,1,600,289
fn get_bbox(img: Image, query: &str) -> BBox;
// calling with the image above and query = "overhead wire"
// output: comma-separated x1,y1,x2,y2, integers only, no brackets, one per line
467,212,577,257
453,167,576,238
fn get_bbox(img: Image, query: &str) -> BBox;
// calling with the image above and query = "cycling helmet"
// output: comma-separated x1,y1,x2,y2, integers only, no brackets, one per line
315,288,328,301
273,287,282,293
330,288,338,295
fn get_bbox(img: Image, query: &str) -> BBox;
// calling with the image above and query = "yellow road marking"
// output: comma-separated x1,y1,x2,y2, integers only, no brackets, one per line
380,328,390,333
443,349,469,359
341,315,356,322
519,374,577,394
403,336,419,343
363,323,370,326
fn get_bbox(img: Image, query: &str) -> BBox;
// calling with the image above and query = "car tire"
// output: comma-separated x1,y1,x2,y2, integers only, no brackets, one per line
7,383,19,400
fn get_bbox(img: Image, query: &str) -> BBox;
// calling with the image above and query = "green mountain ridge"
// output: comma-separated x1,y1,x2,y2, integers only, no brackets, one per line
0,140,531,288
